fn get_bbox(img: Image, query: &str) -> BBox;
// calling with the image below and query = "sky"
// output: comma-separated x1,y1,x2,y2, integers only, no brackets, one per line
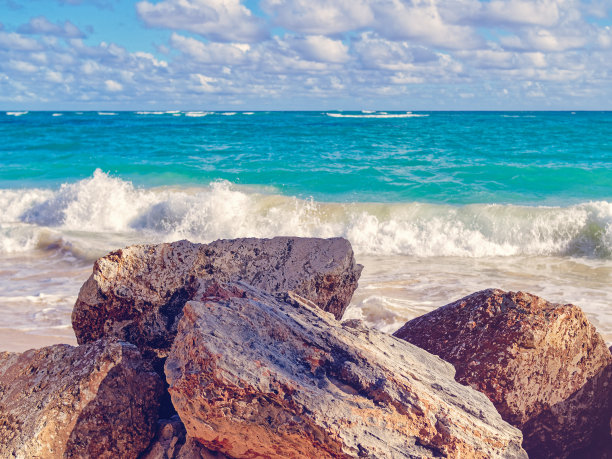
1,0,611,110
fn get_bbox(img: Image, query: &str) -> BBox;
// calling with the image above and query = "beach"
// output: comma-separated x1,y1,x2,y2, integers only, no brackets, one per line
2,110,612,350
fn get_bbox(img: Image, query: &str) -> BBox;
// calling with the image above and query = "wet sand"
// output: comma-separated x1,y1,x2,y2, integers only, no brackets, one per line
0,328,77,353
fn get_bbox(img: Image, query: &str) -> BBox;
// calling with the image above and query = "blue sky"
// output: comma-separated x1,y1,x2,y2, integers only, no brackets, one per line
1,0,611,110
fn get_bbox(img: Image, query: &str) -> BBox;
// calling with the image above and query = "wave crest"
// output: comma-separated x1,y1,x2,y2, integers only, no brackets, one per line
2,170,612,259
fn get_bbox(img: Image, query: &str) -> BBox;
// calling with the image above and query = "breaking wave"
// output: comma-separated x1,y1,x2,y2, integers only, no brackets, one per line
2,170,612,259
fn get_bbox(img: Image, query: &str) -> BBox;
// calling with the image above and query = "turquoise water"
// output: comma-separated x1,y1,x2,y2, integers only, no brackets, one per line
2,110,612,347
2,111,612,205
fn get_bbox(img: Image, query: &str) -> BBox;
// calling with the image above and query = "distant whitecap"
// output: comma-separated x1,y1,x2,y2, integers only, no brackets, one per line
185,111,209,117
326,112,427,119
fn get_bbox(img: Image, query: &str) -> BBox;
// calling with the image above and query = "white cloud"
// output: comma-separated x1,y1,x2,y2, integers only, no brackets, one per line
133,52,168,67
2,0,612,109
354,33,445,71
193,73,218,92
170,33,251,64
369,0,483,49
7,59,39,73
104,79,123,91
481,0,562,27
0,32,43,51
598,26,612,48
17,16,86,38
287,35,350,63
46,70,65,83
262,0,374,34
263,0,483,49
500,28,589,51
136,0,267,42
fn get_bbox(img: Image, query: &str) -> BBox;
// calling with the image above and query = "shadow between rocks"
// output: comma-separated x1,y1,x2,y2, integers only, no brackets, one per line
523,358,612,459
65,355,163,458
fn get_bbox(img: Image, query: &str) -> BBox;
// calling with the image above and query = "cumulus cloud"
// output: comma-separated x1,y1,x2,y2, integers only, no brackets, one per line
104,79,123,91
286,35,350,63
262,0,482,49
353,32,441,71
480,0,563,27
262,0,374,34
170,33,251,64
500,28,589,51
18,16,86,38
1,0,612,108
136,0,267,42
0,31,43,51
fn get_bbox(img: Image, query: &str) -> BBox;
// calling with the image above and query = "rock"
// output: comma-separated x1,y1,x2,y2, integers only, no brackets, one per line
393,289,612,458
0,339,163,459
72,237,362,363
165,282,527,458
141,416,228,459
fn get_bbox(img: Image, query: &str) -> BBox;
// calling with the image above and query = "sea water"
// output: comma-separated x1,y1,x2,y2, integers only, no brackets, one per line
1,110,612,345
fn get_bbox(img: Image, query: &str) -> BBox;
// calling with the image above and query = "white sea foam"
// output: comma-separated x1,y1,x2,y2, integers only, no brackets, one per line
221,112,236,116
185,111,209,117
6,111,28,116
136,111,165,115
326,112,428,119
2,170,612,261
52,113,63,117
243,112,255,115
98,112,117,116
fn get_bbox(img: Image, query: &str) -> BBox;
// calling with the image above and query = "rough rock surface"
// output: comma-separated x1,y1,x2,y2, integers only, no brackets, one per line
393,289,612,458
0,339,163,459
72,237,362,362
142,416,228,459
165,282,527,458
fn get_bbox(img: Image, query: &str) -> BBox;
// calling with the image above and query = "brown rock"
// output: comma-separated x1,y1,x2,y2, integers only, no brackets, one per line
141,416,228,459
72,237,362,362
166,282,527,458
0,339,163,459
393,289,612,458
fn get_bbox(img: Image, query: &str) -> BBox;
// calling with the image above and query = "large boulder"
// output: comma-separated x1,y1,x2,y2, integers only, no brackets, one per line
72,237,362,363
165,282,527,458
393,289,612,458
0,339,163,459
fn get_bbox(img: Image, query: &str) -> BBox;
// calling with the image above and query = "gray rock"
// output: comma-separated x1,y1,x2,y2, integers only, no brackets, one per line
165,282,527,458
0,339,163,459
72,237,362,363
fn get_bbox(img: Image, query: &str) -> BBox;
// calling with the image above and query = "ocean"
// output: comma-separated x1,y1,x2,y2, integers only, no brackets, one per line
2,110,612,348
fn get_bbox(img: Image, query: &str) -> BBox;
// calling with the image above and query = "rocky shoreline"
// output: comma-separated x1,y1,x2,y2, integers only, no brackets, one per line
1,237,610,458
